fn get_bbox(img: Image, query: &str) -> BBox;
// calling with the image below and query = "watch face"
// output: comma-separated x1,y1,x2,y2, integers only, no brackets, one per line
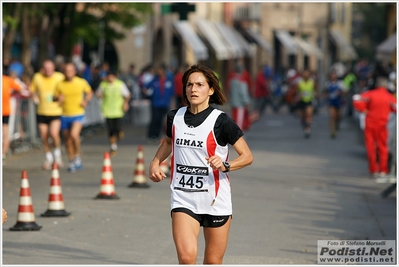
223,162,230,171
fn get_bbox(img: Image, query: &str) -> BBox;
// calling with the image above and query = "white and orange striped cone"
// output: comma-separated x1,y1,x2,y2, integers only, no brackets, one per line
41,163,70,217
9,170,42,231
128,145,150,188
95,152,119,199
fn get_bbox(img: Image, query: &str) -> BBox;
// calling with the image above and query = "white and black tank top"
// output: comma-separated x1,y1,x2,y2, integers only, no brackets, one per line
170,106,232,215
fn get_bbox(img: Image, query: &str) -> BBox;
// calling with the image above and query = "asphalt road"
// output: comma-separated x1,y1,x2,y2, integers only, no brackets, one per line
2,105,396,265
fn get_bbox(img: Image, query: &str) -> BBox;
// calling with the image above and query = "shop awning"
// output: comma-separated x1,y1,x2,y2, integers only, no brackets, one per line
214,22,251,58
245,29,274,55
376,33,396,62
293,37,324,59
232,28,255,57
329,30,358,60
195,19,232,60
275,29,297,55
173,21,209,61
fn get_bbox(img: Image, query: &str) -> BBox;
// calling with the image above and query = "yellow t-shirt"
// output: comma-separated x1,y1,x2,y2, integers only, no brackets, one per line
54,77,92,116
30,72,65,116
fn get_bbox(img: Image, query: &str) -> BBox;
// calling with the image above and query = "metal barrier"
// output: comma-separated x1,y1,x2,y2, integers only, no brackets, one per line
8,95,106,155
8,96,41,154
80,95,106,137
83,95,105,127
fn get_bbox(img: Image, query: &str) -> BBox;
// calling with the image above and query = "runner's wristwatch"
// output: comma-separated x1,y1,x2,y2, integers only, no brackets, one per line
222,162,230,173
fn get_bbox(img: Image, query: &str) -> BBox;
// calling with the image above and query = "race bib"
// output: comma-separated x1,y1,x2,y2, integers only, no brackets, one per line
173,164,209,192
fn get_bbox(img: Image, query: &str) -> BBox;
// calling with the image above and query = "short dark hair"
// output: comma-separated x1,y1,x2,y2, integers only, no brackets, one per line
107,69,117,76
182,64,227,106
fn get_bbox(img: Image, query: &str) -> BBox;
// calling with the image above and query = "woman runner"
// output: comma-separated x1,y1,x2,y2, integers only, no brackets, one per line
149,64,253,264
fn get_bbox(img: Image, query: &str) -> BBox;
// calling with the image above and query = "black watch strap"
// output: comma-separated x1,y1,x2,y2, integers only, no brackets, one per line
222,161,230,173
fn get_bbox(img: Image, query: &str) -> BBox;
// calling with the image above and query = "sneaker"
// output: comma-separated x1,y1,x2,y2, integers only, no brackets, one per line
42,159,53,170
375,173,392,183
331,132,337,139
67,162,77,173
376,177,391,183
55,156,64,168
74,157,82,171
110,149,117,156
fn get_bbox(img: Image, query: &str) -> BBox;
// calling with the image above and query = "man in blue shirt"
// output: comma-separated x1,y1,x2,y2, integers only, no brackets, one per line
144,63,174,143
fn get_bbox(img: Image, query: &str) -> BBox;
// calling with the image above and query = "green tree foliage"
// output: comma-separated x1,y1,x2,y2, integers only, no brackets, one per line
352,3,388,61
2,2,153,69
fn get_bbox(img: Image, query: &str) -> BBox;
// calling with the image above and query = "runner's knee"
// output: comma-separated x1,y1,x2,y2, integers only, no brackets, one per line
178,250,197,264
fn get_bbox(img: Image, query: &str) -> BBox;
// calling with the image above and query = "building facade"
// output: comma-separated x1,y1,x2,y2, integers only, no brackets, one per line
111,2,358,86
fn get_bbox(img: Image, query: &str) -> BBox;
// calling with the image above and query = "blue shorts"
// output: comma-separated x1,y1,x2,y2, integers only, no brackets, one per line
328,100,341,108
61,115,85,131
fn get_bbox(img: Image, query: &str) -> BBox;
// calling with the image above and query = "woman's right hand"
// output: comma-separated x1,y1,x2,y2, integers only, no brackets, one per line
149,161,166,182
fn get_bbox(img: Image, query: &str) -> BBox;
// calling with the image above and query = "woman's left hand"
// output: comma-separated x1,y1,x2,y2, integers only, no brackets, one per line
205,155,224,172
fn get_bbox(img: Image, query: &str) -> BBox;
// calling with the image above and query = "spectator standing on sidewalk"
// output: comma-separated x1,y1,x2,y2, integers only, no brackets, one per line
30,60,65,170
97,70,131,156
174,64,187,108
342,67,357,117
8,57,24,78
121,64,140,100
144,63,174,143
2,71,21,162
254,64,270,119
121,63,140,124
226,61,252,98
352,77,396,180
138,64,154,100
53,63,93,172
229,65,252,131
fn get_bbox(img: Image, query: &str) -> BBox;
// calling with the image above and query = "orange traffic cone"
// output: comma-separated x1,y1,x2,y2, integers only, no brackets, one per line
41,163,70,217
9,170,42,231
95,152,119,199
128,145,150,188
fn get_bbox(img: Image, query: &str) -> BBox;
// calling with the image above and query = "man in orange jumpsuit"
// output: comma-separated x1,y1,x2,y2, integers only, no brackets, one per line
352,77,396,178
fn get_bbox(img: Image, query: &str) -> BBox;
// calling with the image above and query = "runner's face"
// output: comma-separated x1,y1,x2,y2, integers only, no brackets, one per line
64,64,76,80
303,71,310,80
43,61,55,77
107,74,116,83
186,72,214,107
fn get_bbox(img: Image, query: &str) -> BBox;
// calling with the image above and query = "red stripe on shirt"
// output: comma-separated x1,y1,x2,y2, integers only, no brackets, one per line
206,131,220,197
170,124,176,184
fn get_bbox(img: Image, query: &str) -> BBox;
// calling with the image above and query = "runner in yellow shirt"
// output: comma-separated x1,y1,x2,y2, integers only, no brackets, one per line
295,69,318,138
54,63,93,173
30,60,65,170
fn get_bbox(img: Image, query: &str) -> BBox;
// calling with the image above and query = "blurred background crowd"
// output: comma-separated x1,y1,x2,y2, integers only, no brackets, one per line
2,2,397,172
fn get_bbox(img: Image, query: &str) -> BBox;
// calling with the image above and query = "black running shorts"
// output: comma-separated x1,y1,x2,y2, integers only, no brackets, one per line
297,100,313,110
171,207,231,228
2,116,10,125
105,118,122,137
36,115,61,125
